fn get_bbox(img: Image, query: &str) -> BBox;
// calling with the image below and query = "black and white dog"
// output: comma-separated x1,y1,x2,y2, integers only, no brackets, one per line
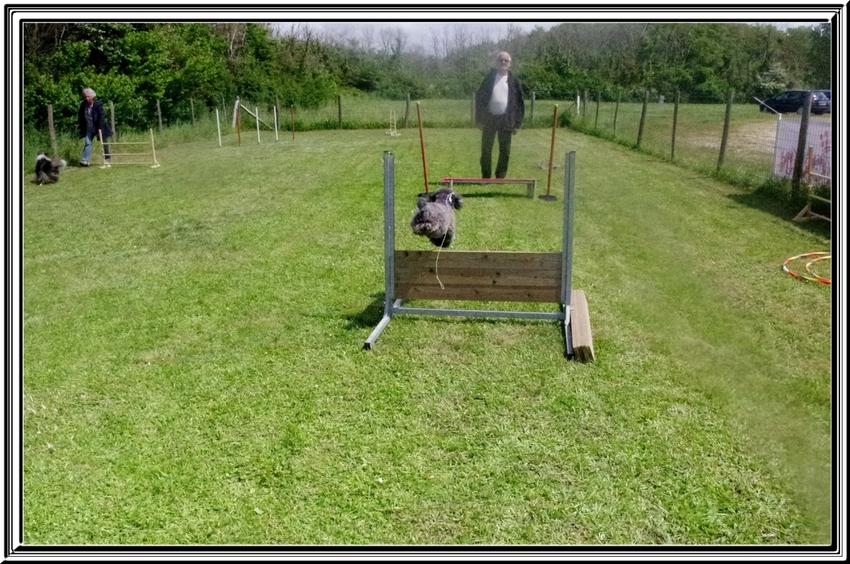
411,188,463,247
34,153,67,185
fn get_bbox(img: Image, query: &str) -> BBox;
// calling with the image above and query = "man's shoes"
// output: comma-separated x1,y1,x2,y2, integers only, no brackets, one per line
79,160,89,167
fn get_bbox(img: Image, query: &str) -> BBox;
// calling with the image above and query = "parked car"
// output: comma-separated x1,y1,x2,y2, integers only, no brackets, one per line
759,89,831,115
815,90,832,109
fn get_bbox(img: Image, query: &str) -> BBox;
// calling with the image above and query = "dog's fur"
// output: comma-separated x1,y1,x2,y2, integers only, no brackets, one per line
410,188,463,247
35,153,66,185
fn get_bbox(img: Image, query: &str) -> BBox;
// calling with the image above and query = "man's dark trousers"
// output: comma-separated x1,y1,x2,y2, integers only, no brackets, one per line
480,117,512,178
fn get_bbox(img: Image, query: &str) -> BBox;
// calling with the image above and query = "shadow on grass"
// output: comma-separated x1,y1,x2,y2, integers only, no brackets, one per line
345,293,386,330
458,192,533,199
416,190,530,200
727,190,832,241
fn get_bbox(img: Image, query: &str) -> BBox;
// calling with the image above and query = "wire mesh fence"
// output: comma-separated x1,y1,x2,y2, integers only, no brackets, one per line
564,91,832,186
43,91,832,189
217,95,599,132
772,115,832,185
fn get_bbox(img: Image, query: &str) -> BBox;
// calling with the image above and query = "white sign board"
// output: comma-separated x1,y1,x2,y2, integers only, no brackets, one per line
772,117,831,185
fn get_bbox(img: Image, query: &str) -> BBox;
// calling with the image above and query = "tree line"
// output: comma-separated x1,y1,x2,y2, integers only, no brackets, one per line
24,21,831,135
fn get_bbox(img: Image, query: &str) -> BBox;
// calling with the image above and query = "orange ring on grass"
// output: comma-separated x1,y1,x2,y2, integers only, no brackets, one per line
782,252,830,284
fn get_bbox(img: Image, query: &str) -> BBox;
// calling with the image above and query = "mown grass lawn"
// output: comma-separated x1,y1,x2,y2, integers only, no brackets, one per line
22,125,832,546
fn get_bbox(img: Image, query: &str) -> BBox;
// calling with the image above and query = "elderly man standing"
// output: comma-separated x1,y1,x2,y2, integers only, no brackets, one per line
474,51,525,178
77,87,112,166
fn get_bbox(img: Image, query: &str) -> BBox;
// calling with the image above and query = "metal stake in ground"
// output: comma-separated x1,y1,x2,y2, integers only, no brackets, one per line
539,105,559,201
417,101,429,194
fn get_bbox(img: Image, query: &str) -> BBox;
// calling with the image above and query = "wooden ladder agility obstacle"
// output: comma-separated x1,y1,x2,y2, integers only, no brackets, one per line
364,150,594,361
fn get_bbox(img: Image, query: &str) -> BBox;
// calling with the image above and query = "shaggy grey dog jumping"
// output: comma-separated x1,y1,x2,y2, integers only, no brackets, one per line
35,153,67,185
410,188,463,247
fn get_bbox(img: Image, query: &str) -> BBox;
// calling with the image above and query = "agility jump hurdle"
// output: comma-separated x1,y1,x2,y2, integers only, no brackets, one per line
365,150,594,361
98,128,160,168
386,110,401,136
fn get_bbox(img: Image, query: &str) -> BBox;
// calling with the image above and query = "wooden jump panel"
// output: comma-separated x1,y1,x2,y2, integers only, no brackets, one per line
396,250,560,268
394,250,562,302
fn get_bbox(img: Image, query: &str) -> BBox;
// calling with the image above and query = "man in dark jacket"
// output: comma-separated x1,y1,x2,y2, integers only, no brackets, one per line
78,87,111,166
475,52,525,178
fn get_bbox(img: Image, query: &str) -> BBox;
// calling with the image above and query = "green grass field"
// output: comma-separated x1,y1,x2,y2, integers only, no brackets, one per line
22,124,832,545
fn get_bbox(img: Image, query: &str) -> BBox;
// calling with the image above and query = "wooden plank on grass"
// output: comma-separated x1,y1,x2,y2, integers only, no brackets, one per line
570,289,595,362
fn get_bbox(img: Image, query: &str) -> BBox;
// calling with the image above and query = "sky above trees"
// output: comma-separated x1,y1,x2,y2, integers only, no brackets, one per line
279,21,818,56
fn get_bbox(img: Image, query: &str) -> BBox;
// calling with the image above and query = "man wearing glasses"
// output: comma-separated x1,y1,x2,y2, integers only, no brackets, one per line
474,51,525,178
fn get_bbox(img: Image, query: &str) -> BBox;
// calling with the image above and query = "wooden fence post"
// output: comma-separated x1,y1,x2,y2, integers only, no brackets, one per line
637,90,649,147
337,94,343,129
671,89,680,160
717,90,734,170
236,106,242,146
613,90,621,135
404,93,411,129
594,91,600,128
190,98,195,127
156,99,163,134
109,101,116,141
791,91,813,198
46,104,59,158
530,91,535,128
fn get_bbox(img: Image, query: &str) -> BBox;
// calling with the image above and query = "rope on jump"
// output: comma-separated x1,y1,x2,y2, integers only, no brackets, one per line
435,230,447,290
431,193,456,290
782,252,831,284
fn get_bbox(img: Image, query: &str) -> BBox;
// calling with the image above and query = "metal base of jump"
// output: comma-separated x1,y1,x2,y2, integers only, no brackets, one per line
364,150,594,361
